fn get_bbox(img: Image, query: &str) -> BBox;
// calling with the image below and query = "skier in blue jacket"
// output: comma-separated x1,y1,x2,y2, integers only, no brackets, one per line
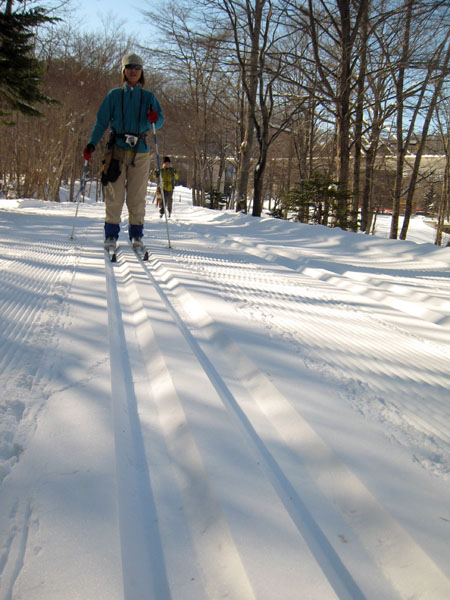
83,53,164,247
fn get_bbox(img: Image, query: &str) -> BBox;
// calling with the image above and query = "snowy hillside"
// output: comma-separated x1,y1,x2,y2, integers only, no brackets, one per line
0,186,450,599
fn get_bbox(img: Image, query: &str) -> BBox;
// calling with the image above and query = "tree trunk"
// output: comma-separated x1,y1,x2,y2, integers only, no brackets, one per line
252,127,269,216
390,0,413,239
236,106,255,212
223,0,264,213
351,0,369,231
335,0,356,228
362,148,377,234
434,164,448,246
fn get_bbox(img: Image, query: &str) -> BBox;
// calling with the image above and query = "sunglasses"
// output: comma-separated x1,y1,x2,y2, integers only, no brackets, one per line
125,64,142,70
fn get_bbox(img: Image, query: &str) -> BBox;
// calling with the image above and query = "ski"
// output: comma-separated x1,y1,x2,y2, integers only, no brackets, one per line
131,238,149,261
104,239,118,262
108,247,117,262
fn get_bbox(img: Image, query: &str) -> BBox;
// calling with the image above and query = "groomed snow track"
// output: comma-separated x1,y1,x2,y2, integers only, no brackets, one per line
102,236,450,599
1,205,450,600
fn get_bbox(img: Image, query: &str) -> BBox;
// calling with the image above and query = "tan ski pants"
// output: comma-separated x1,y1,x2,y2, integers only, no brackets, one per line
103,150,150,225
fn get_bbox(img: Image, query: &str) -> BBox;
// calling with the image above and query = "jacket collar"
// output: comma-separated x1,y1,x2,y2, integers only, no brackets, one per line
123,82,142,92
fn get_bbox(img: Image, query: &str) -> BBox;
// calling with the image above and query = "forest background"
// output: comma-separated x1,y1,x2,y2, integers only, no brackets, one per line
1,0,450,244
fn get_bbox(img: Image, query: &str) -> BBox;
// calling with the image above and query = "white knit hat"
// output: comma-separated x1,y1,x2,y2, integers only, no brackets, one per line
122,53,144,68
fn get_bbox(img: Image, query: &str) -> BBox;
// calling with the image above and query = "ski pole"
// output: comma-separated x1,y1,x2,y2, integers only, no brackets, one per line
70,160,88,240
151,122,172,249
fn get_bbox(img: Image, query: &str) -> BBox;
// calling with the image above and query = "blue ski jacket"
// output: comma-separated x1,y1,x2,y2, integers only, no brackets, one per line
88,83,164,153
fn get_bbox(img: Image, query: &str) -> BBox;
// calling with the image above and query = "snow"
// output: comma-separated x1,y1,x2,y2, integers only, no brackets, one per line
0,185,450,599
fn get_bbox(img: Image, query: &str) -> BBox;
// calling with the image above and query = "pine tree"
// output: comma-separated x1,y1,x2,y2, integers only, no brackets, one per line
0,1,55,125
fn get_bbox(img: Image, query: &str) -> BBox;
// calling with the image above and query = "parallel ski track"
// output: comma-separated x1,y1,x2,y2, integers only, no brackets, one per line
105,239,450,600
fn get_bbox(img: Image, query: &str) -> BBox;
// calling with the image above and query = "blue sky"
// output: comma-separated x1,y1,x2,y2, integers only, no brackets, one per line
73,0,155,41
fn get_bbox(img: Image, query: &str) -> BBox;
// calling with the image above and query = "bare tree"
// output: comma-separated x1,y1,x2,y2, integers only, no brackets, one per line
204,0,305,216
350,0,370,231
434,98,450,246
216,0,267,213
399,31,450,239
141,1,235,206
385,0,450,238
301,0,369,228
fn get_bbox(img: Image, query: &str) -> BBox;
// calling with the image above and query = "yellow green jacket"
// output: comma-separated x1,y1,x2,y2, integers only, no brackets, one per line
155,166,179,191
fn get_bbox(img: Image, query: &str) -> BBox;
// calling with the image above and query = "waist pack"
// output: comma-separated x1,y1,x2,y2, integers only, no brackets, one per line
101,144,125,186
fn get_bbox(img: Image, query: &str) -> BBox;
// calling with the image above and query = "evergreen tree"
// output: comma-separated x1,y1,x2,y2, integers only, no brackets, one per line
0,1,55,125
